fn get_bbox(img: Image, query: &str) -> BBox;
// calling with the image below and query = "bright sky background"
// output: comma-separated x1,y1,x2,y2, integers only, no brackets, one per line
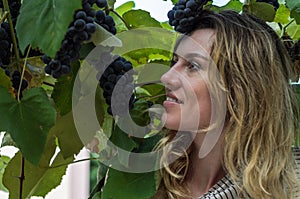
114,0,245,21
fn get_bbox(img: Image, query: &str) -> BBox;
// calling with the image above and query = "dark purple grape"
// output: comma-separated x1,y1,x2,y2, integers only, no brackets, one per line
74,19,86,31
167,0,211,33
96,0,107,8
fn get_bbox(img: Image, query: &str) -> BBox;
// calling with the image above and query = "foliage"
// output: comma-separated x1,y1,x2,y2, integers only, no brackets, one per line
0,0,300,199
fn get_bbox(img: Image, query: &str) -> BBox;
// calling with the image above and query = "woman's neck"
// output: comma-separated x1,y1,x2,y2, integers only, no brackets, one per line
185,132,226,198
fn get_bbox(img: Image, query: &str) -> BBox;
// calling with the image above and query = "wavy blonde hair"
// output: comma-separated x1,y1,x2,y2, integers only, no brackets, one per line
153,10,300,199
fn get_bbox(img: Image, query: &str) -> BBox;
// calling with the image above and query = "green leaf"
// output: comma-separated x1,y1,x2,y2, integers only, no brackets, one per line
90,23,122,46
210,0,243,12
0,70,12,90
274,4,290,24
286,0,299,10
0,133,17,147
171,0,178,4
0,156,10,192
108,0,116,9
3,151,73,199
110,125,138,152
52,61,80,116
243,2,276,22
113,28,176,66
286,21,300,40
109,125,138,167
115,1,135,16
123,10,162,29
129,99,151,127
102,169,156,199
0,87,56,165
290,3,300,24
161,21,173,30
136,62,169,85
16,0,82,57
49,111,84,159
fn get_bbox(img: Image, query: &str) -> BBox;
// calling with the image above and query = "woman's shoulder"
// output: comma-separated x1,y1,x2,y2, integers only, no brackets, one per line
293,147,300,179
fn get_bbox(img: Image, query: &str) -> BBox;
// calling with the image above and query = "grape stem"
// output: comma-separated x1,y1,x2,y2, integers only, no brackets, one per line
134,80,162,87
41,157,100,169
135,93,166,102
18,156,25,199
0,11,9,23
109,8,131,30
17,46,31,102
42,81,55,87
2,0,21,63
281,19,295,38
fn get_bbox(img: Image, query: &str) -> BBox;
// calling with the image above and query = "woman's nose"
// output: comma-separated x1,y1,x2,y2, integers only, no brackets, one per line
160,66,180,90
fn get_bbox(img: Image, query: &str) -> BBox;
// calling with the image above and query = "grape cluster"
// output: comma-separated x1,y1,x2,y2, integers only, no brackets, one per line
95,10,116,35
256,0,279,10
0,22,11,66
167,0,211,33
98,56,135,116
11,71,28,95
43,0,116,78
0,0,21,25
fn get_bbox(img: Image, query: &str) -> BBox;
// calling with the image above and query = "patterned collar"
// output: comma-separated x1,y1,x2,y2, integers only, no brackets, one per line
198,174,238,199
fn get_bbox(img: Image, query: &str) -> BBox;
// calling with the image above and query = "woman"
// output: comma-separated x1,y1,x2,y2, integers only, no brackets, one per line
153,10,300,199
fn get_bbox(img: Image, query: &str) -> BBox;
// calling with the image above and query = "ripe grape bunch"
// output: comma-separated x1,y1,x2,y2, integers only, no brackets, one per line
256,0,279,10
43,0,116,78
98,55,135,116
167,0,211,33
0,0,21,25
0,22,11,67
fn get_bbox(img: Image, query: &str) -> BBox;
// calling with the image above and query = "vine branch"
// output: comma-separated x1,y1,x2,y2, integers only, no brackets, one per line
19,156,25,199
109,9,131,30
134,80,162,87
0,11,9,23
3,0,20,62
17,46,30,102
42,157,100,169
281,19,295,38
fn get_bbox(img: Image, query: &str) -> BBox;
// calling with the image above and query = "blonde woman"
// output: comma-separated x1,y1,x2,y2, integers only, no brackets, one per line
153,10,300,199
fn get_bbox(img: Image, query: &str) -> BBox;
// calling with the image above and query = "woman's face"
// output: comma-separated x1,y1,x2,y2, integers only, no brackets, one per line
161,28,215,131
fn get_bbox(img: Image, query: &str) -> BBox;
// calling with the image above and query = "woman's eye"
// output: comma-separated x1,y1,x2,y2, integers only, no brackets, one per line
170,56,178,67
186,61,201,72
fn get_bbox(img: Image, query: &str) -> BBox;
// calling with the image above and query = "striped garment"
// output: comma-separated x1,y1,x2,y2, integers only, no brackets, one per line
198,147,300,199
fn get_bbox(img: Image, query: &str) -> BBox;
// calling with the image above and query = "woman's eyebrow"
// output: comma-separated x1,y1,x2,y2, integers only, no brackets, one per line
181,52,209,61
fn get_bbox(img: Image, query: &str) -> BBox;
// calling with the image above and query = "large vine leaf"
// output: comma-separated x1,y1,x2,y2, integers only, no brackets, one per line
0,70,12,90
16,0,82,57
110,1,135,32
274,4,290,24
123,10,162,29
115,1,135,16
3,151,73,199
290,3,300,24
0,155,10,192
286,21,300,40
101,169,156,199
49,111,84,159
52,61,80,116
211,0,243,12
0,87,56,165
243,2,276,22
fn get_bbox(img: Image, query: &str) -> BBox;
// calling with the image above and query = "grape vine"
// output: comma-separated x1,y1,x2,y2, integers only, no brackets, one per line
0,0,299,199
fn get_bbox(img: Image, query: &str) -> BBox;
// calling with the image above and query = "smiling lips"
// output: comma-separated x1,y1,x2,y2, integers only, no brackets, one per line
165,93,184,104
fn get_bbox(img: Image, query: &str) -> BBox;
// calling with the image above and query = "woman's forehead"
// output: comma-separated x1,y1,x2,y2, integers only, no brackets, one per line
175,30,214,59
